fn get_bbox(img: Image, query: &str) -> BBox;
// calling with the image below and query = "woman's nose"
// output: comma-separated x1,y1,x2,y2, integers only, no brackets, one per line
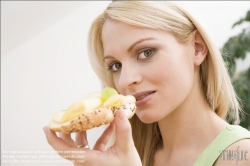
118,63,142,89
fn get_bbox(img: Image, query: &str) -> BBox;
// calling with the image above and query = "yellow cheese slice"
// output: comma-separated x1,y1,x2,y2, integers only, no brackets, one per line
52,110,66,123
53,97,103,123
52,91,135,123
103,94,124,107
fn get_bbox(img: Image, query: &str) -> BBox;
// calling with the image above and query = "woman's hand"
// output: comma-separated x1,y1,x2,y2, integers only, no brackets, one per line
43,110,142,166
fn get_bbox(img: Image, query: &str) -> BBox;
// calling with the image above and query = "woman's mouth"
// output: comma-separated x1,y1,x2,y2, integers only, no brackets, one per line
136,92,155,101
133,91,156,106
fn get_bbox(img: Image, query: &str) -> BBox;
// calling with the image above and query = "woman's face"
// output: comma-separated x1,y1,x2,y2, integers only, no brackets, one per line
102,20,196,123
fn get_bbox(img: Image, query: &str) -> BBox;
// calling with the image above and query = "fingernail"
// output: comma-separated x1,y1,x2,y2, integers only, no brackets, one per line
43,126,48,134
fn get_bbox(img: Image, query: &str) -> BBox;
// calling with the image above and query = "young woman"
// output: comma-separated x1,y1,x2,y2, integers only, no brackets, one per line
44,1,250,166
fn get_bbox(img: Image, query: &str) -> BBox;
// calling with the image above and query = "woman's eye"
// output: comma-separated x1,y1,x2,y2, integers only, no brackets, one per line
107,62,122,72
137,49,154,60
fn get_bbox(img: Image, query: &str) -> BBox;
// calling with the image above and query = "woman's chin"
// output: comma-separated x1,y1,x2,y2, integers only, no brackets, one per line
136,111,159,124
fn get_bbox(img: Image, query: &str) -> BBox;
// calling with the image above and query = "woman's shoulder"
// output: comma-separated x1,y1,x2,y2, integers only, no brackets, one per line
213,138,250,166
193,125,250,166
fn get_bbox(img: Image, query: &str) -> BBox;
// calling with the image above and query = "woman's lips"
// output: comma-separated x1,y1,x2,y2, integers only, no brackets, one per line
133,91,156,106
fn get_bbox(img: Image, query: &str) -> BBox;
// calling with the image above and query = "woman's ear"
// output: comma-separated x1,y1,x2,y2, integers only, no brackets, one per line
192,30,208,66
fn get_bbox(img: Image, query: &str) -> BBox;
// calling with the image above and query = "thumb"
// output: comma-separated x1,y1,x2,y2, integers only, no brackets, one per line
114,109,134,152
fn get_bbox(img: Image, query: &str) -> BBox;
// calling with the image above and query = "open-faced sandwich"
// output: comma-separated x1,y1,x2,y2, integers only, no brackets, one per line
49,87,136,133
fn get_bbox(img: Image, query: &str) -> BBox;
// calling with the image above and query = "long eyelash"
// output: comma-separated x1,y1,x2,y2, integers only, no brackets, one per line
137,48,155,60
107,66,111,71
107,61,117,71
139,49,154,55
107,64,113,71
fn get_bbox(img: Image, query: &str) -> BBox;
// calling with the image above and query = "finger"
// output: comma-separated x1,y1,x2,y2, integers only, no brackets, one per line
114,110,134,152
93,123,115,151
75,131,88,147
59,132,76,147
43,126,105,165
43,126,87,161
43,126,72,151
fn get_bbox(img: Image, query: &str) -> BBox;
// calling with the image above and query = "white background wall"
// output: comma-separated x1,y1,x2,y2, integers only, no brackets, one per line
1,1,250,165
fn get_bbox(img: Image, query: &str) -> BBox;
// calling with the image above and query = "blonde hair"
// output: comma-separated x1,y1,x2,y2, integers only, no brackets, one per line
87,1,241,166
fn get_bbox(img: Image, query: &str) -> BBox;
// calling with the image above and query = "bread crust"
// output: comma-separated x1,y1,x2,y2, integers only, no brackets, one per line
49,103,136,133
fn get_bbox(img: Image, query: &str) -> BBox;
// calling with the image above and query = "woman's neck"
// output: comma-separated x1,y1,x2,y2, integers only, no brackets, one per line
157,83,229,161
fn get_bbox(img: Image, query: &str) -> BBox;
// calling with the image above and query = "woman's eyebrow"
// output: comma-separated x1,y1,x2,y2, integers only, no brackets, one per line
127,37,155,52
